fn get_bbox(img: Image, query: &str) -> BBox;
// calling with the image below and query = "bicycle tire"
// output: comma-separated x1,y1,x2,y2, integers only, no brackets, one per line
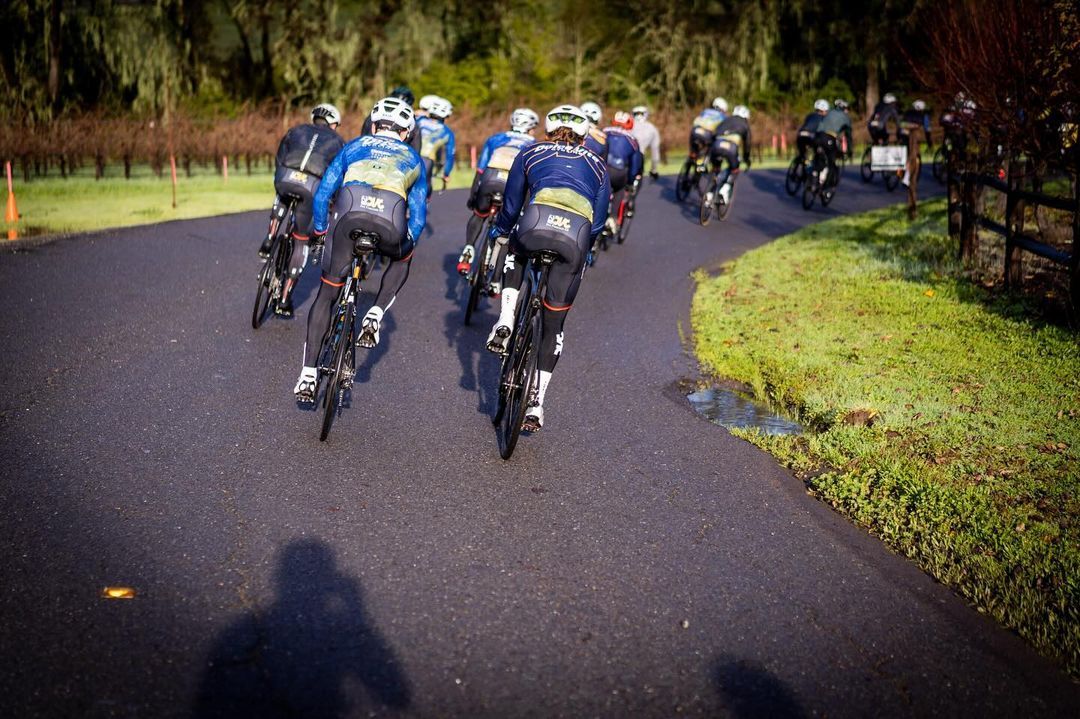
320,306,354,441
932,146,945,182
884,171,900,192
464,227,491,326
802,180,816,210
616,200,633,244
718,181,734,221
784,157,802,196
497,309,537,460
675,160,692,202
699,175,717,226
860,148,874,183
251,234,279,329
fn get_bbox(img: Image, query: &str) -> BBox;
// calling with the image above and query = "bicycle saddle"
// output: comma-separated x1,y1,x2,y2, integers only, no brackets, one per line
349,230,379,253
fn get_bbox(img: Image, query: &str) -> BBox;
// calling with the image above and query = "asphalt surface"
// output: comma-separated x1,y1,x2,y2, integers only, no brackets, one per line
1,168,1076,718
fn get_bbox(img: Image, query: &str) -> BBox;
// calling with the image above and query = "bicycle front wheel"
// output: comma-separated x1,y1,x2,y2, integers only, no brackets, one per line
860,148,873,182
802,180,816,210
884,171,900,192
717,182,734,221
699,175,717,226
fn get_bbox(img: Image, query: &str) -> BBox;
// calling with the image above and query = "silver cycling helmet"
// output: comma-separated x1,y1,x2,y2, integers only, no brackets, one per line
311,103,342,126
580,101,602,125
912,99,927,112
834,98,849,111
732,104,750,119
883,92,897,104
545,104,590,138
511,107,540,133
813,98,830,113
631,105,649,121
370,97,415,133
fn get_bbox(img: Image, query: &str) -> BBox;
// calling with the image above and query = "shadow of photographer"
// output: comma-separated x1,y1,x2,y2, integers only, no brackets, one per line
193,539,410,717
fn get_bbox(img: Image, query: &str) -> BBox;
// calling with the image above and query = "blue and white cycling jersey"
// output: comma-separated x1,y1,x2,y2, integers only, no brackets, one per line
477,130,535,173
493,141,610,240
417,116,456,176
312,134,428,241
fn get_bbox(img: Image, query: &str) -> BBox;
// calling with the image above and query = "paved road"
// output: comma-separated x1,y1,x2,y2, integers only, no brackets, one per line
1,169,1076,718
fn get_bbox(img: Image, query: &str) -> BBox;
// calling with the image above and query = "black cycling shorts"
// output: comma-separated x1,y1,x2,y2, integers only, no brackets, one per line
511,203,591,309
796,132,814,157
868,123,890,144
274,166,320,237
607,164,629,193
689,127,715,155
472,170,508,213
322,186,412,279
709,138,740,169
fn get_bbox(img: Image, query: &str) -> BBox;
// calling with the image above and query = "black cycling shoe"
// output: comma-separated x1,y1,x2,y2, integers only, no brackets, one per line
258,236,274,258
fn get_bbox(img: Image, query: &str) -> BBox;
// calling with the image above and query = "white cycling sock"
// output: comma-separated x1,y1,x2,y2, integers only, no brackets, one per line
497,287,519,329
534,370,552,407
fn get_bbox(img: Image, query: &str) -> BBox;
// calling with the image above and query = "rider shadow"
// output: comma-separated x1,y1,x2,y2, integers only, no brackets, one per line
442,305,501,416
659,172,718,226
711,655,806,719
442,250,464,302
192,538,411,718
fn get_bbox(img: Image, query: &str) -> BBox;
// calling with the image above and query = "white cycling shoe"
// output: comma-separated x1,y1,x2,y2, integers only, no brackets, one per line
293,366,318,403
358,308,382,348
486,323,511,355
523,404,544,431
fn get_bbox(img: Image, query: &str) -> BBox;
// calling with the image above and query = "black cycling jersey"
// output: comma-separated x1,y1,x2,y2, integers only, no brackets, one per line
275,123,345,178
714,116,751,164
798,112,823,135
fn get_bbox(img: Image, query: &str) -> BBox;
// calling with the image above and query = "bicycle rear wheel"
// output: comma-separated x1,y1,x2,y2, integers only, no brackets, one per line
699,175,717,226
860,148,873,182
251,236,278,329
784,157,803,196
320,307,355,442
717,181,734,221
884,170,900,192
675,160,692,202
464,224,492,326
802,179,816,210
496,309,537,460
616,197,633,244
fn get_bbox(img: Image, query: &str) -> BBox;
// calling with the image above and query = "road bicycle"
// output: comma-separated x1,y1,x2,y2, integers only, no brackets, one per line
462,192,503,326
252,197,298,329
699,167,738,226
802,147,839,210
596,179,639,256
491,249,559,460
932,136,958,183
675,152,710,203
313,231,380,442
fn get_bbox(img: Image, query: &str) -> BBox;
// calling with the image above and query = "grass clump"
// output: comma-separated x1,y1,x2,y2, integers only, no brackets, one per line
692,197,1080,674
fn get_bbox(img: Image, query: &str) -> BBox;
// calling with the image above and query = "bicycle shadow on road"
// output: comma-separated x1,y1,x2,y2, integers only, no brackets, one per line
443,305,501,416
192,538,411,718
712,655,806,718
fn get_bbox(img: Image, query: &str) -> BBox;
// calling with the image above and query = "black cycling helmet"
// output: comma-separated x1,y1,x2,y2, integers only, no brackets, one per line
390,85,415,107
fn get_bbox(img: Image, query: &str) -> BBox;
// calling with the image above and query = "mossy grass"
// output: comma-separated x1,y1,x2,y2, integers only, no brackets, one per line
692,197,1080,675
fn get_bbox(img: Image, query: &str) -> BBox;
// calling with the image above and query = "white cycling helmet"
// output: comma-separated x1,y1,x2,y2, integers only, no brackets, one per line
370,96,415,133
510,107,539,133
883,92,897,104
732,104,750,119
311,103,342,126
428,96,453,119
418,94,438,113
912,99,926,112
545,104,589,138
813,98,829,113
580,101,602,124
712,97,729,112
631,105,649,120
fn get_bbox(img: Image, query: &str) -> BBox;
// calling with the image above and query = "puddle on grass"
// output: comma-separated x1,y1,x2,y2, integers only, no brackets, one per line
687,387,803,435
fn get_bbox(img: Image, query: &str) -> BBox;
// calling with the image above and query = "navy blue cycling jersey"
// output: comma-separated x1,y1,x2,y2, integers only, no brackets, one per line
602,127,644,178
583,127,608,161
312,134,428,241
477,130,535,172
493,141,610,240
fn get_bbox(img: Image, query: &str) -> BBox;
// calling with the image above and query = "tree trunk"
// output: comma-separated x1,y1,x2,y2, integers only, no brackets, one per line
95,153,105,179
123,154,131,179
260,11,274,96
864,55,879,118
48,0,62,111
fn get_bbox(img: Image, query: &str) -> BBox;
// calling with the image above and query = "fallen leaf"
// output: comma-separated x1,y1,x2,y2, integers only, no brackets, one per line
924,289,936,297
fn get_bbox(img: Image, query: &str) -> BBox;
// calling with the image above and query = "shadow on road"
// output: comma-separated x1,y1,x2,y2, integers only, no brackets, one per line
712,655,805,718
193,538,410,718
442,305,501,415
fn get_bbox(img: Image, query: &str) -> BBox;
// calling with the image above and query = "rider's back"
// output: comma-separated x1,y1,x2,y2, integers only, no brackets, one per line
277,123,344,178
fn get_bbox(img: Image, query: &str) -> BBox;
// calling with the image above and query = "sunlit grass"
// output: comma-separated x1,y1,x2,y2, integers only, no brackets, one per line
693,197,1080,675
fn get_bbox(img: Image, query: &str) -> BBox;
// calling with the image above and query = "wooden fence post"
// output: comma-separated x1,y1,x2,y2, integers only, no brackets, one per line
1004,158,1026,289
947,150,962,240
959,172,978,262
907,132,919,220
1071,172,1080,312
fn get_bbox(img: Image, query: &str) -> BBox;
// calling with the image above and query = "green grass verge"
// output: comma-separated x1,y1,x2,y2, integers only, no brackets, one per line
692,197,1080,675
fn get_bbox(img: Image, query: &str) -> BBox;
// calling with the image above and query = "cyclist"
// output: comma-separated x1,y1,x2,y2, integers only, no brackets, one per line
834,99,853,155
362,85,422,153
259,103,345,318
797,99,829,163
898,99,932,149
456,107,539,278
867,92,900,145
813,102,853,188
602,111,644,235
417,95,455,196
940,93,975,157
580,101,607,160
689,97,728,162
706,105,751,206
485,104,610,431
630,105,662,180
293,97,428,402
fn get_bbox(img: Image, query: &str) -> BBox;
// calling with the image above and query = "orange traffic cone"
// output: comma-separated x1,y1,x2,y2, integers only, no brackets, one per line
5,160,17,240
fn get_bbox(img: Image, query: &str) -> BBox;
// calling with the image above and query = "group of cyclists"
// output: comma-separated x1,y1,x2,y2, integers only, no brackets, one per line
259,86,653,438
253,85,969,445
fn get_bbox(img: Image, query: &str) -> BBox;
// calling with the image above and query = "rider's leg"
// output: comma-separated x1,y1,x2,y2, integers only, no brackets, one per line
260,194,283,256
487,249,524,353
359,249,412,349
460,191,492,274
